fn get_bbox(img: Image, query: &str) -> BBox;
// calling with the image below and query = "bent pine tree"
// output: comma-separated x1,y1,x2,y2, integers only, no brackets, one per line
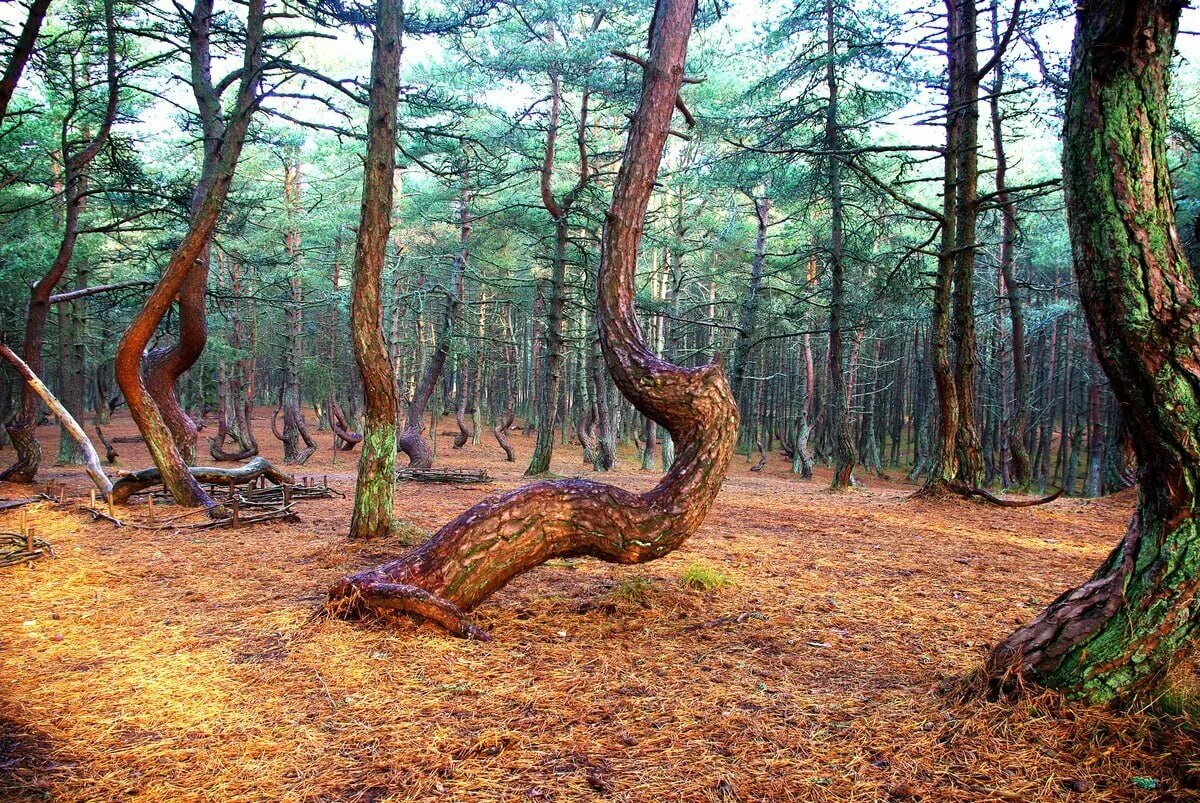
328,0,737,638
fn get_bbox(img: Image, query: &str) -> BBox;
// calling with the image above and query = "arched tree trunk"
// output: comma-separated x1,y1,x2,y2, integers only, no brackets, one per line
985,0,1198,702
115,0,264,507
348,0,403,538
329,0,734,637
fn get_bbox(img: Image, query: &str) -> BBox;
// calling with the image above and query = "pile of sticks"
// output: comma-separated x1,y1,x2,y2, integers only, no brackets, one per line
396,467,492,484
0,511,52,568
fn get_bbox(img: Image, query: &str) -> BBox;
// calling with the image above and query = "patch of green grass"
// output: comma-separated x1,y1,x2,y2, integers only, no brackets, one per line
390,518,429,546
680,563,731,591
1152,682,1200,721
611,576,656,605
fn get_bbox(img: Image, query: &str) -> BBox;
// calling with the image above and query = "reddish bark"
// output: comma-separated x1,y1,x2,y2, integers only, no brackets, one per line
328,0,733,638
115,0,264,507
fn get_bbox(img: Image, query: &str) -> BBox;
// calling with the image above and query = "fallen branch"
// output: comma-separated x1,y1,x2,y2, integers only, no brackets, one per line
0,530,53,567
0,495,52,513
0,343,113,500
94,425,118,464
111,456,291,504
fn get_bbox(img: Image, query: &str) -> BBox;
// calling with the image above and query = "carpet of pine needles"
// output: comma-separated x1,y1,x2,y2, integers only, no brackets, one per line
1,411,1198,802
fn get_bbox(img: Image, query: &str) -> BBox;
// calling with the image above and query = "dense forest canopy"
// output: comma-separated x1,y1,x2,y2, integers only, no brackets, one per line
0,0,1109,493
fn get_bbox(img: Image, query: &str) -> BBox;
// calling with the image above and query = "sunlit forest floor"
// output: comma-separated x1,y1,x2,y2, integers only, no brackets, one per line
1,411,1197,801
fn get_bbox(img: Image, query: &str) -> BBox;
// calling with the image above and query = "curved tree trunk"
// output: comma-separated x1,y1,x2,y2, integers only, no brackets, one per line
398,178,467,469
985,0,1198,703
329,0,734,637
115,0,264,508
141,0,228,465
348,0,403,538
3,0,118,482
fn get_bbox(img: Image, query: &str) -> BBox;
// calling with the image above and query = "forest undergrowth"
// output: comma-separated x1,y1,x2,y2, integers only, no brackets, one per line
0,412,1196,802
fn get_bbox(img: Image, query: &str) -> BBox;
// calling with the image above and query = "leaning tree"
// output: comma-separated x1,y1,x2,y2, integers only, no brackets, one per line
114,0,265,507
328,0,738,637
985,0,1200,702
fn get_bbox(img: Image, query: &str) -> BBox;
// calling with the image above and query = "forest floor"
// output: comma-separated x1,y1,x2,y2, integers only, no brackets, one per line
0,411,1197,802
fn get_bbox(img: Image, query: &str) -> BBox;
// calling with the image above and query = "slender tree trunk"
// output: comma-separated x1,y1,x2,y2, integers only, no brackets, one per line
348,0,404,537
399,177,466,468
527,217,567,474
825,0,855,489
989,0,1031,489
948,0,983,488
277,147,315,463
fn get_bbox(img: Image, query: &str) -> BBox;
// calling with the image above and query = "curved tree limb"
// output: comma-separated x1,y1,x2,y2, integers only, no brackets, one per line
328,0,735,639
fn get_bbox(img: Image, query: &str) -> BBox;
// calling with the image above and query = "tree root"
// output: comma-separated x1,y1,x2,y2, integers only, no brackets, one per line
947,482,1064,507
327,580,490,641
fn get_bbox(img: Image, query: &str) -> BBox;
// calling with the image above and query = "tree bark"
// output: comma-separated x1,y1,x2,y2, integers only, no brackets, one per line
986,0,1200,702
329,0,735,638
348,0,404,538
3,0,117,482
115,0,264,507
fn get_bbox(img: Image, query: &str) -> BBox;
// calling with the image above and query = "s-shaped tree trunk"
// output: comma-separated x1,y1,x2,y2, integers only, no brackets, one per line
985,0,1199,703
114,0,264,508
328,0,735,638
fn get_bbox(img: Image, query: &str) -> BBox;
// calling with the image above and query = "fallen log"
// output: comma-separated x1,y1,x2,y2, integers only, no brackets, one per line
0,344,113,500
111,456,291,504
396,467,492,484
